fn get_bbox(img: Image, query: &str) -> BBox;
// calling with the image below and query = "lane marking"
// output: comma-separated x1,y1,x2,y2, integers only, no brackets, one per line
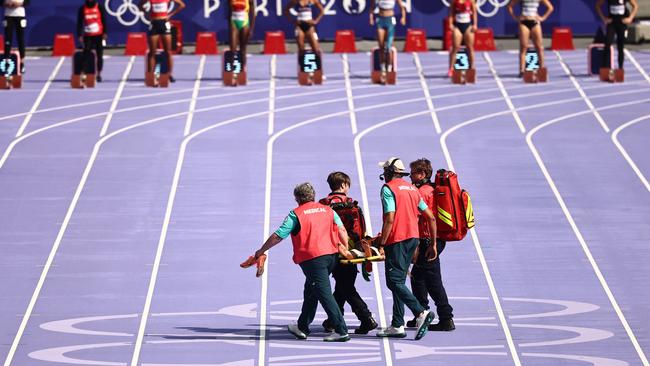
611,115,650,192
413,53,441,134
624,49,650,83
268,55,277,135
483,53,526,133
342,54,358,135
100,56,135,137
526,100,650,366
14,57,65,137
554,51,611,132
184,55,206,136
131,55,207,366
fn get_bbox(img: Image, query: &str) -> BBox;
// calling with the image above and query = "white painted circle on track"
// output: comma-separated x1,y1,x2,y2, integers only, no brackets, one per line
29,297,628,365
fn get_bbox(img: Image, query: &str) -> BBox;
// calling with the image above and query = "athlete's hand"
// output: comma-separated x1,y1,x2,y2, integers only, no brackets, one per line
400,14,406,26
471,25,477,32
78,36,84,45
369,14,374,26
622,17,633,24
604,17,612,24
425,244,438,262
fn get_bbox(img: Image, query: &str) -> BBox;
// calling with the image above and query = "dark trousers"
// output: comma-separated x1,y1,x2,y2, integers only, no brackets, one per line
411,239,454,321
83,35,104,73
298,254,348,335
3,17,26,61
604,21,627,69
385,238,425,327
332,263,372,321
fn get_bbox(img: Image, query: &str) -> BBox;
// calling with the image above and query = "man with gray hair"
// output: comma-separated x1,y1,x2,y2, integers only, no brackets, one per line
252,182,352,342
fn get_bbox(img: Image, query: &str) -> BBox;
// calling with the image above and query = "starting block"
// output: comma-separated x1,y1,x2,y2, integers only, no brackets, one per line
0,51,22,89
452,47,475,84
599,68,624,83
298,49,323,86
523,48,547,83
145,51,170,88
71,50,97,89
371,47,397,85
223,50,246,86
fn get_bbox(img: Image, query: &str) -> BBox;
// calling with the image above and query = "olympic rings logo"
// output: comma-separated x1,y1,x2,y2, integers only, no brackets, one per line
105,0,176,27
441,0,510,17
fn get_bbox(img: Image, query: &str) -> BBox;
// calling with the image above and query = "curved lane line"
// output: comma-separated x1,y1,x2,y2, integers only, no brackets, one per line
611,115,650,192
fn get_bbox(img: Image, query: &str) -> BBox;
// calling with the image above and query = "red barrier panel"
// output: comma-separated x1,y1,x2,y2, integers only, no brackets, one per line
0,35,4,53
52,34,76,56
404,28,427,52
263,31,286,54
125,32,148,56
475,28,496,51
333,30,357,53
195,32,219,55
551,27,575,50
443,17,452,51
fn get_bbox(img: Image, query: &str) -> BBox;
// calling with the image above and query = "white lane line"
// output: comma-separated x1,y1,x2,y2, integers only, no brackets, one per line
183,55,206,136
526,100,650,366
342,54,358,135
130,56,207,366
554,51,611,133
624,49,650,83
100,56,135,137
413,53,441,134
14,57,65,137
611,115,650,192
344,53,391,366
483,53,526,133
268,55,277,135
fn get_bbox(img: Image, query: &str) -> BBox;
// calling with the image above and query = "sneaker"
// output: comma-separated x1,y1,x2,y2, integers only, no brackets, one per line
169,75,176,83
323,332,350,342
414,310,434,340
96,75,103,82
376,326,407,338
429,318,455,332
287,323,307,340
355,317,378,335
405,317,418,328
322,319,334,333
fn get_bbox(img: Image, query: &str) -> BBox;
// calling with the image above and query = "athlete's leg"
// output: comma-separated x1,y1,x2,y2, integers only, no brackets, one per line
296,27,306,53
603,23,615,69
94,36,104,75
376,27,387,71
147,34,159,73
240,26,250,67
518,23,531,74
385,23,395,71
530,23,545,68
161,33,174,75
306,27,320,54
615,23,626,69
449,27,463,71
464,27,475,69
16,17,26,61
3,18,15,59
229,23,239,53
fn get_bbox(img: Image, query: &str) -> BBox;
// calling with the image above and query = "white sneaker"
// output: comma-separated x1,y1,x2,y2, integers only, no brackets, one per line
414,310,434,340
323,332,350,342
288,323,307,340
376,325,406,338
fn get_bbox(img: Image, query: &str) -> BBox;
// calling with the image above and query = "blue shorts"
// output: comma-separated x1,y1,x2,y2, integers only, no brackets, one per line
376,16,395,50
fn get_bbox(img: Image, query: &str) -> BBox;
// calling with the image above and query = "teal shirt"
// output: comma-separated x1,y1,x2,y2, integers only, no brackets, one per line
275,210,344,239
381,185,428,214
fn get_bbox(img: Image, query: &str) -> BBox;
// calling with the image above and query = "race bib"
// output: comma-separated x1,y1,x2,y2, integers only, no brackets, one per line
455,13,471,23
84,23,100,34
610,4,625,15
297,8,312,21
232,10,247,21
152,3,168,13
